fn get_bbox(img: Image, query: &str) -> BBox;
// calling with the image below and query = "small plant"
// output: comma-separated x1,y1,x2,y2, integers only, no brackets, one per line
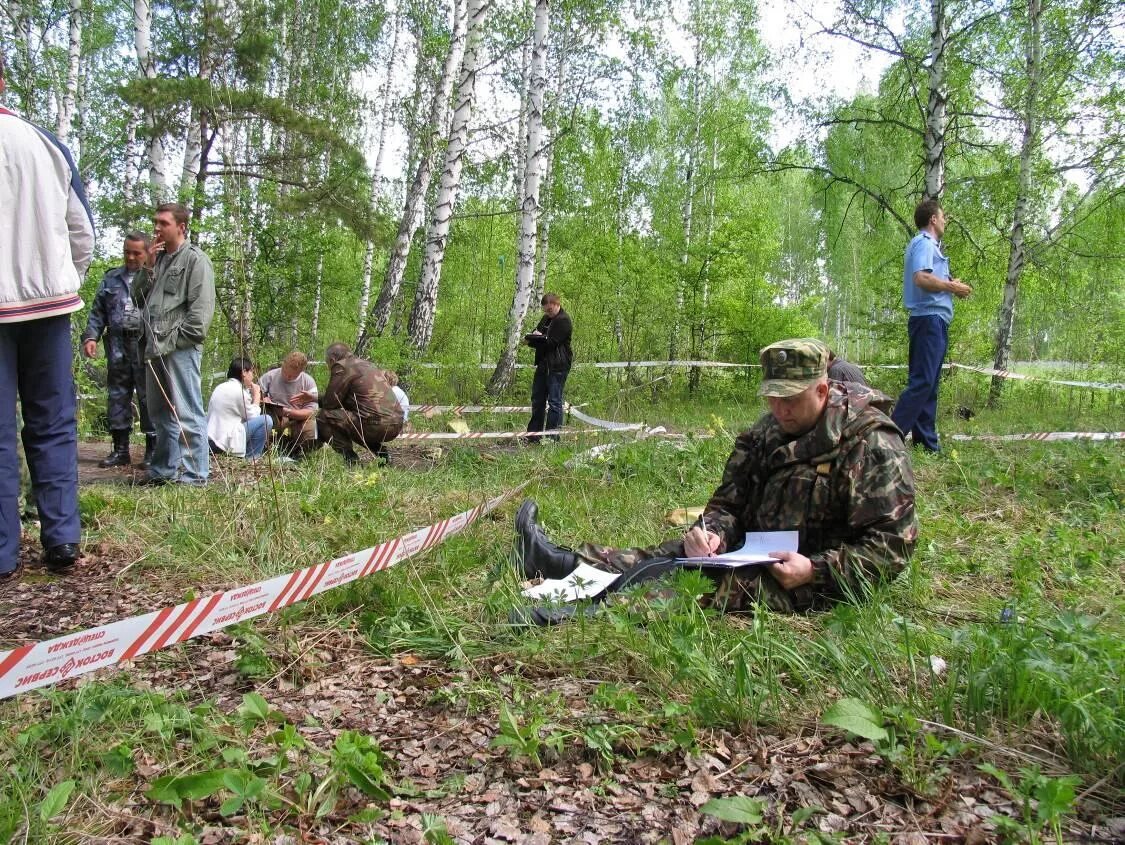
979,764,1082,844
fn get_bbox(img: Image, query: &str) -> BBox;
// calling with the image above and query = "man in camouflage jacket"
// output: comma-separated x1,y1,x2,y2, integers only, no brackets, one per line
515,338,917,615
316,343,404,465
82,233,155,468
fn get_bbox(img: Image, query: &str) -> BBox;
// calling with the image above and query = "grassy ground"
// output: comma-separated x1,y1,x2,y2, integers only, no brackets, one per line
1,379,1122,843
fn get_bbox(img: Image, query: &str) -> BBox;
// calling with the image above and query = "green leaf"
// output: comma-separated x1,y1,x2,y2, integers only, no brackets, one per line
821,697,888,742
790,805,823,827
342,762,391,800
219,795,245,816
700,795,765,824
147,769,232,805
39,780,76,822
237,692,271,725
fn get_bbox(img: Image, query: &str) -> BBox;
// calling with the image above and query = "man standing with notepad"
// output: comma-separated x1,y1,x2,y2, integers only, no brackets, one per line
514,338,918,617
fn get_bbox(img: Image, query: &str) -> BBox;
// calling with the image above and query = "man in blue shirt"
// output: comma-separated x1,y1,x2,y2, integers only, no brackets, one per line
891,200,972,452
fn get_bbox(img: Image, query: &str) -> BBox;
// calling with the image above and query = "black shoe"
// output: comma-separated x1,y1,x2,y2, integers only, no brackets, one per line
0,560,24,591
44,543,80,573
514,500,579,581
133,472,170,487
342,448,360,466
508,602,601,627
99,430,132,468
140,434,157,469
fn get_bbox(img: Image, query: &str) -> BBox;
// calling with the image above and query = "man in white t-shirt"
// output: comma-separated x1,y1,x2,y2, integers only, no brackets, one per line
258,351,319,457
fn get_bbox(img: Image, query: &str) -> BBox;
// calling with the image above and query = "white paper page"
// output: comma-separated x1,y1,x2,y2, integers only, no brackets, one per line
678,529,800,566
521,563,621,602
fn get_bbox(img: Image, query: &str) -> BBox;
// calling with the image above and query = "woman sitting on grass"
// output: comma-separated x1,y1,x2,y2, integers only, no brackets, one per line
206,357,273,459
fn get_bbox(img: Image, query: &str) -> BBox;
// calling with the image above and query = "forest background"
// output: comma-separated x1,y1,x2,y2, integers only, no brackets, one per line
2,0,1123,400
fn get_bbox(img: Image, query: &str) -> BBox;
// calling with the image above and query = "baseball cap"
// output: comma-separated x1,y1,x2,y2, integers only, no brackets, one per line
758,338,829,397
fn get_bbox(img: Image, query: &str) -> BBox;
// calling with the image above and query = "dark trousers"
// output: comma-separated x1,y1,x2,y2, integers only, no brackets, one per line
891,315,949,452
317,409,401,456
527,365,569,441
105,333,152,435
0,315,81,572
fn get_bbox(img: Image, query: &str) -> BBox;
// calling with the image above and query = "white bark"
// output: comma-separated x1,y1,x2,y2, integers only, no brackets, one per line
134,0,166,203
669,30,702,362
488,0,549,394
407,0,488,351
923,0,948,201
363,0,468,345
356,7,403,344
990,0,1041,404
533,49,566,304
57,0,82,152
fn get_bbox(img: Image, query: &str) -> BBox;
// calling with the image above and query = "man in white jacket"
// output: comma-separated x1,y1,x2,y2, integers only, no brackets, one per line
0,53,96,587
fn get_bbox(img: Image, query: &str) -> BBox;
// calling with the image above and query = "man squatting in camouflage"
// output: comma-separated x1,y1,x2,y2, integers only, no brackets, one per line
315,343,404,465
82,233,156,468
515,338,918,616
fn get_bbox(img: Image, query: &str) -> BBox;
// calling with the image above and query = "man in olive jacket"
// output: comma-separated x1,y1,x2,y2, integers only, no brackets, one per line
132,203,215,485
516,338,917,618
316,343,404,465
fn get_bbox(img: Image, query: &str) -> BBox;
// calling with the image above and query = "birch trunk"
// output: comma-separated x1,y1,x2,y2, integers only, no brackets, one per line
356,7,403,344
134,0,166,203
407,0,488,351
533,49,566,304
989,0,1041,406
923,0,948,201
359,0,468,349
57,0,82,152
689,132,718,392
669,31,702,362
487,0,550,395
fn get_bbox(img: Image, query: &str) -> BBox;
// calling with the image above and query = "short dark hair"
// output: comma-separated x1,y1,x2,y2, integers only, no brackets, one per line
227,357,255,381
124,230,151,247
914,200,942,230
541,293,560,306
156,202,190,227
325,342,351,364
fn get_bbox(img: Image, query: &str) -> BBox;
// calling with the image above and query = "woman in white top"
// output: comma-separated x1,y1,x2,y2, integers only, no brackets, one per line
206,358,273,458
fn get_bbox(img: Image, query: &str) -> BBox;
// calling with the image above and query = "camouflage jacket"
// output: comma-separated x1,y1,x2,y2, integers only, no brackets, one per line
704,382,917,599
82,266,143,341
322,355,404,426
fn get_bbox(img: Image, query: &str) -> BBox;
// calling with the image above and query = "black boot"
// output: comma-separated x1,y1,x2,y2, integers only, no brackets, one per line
98,430,132,468
514,500,579,580
140,434,156,469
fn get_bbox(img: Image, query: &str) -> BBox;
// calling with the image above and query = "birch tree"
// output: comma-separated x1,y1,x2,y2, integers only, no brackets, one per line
487,0,550,394
134,0,167,203
359,0,468,348
56,0,82,153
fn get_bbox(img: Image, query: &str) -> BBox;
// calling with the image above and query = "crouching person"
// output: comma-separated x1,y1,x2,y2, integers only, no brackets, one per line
514,338,918,621
316,343,403,466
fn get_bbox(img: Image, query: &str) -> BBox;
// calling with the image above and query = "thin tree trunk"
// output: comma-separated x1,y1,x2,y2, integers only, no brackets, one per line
407,0,488,351
533,48,566,304
923,0,948,201
487,0,550,395
359,0,468,349
670,28,702,362
134,0,166,203
57,0,82,153
689,131,718,393
356,6,403,345
989,0,1041,406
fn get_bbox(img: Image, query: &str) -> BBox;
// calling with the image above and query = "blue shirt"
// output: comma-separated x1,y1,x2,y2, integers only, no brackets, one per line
903,230,953,323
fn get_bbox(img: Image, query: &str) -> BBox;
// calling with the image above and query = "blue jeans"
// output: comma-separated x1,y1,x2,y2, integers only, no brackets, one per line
145,347,209,483
0,315,81,572
891,315,949,452
528,365,570,441
244,414,273,458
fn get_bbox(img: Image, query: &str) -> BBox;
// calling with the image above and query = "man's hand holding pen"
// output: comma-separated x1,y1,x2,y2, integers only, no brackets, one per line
683,516,721,558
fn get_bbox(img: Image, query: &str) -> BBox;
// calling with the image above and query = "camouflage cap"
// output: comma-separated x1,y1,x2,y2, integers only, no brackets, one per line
758,338,829,397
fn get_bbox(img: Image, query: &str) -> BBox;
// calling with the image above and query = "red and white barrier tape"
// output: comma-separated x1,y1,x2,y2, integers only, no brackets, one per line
414,405,532,415
396,426,633,441
948,363,1124,391
950,431,1125,443
0,485,526,701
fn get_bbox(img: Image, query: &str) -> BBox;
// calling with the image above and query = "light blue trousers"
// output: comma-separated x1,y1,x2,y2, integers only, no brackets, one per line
145,347,209,483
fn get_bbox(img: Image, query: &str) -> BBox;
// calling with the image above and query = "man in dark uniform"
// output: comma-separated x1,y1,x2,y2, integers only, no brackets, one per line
82,232,156,468
316,343,404,465
515,338,917,620
524,292,573,443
